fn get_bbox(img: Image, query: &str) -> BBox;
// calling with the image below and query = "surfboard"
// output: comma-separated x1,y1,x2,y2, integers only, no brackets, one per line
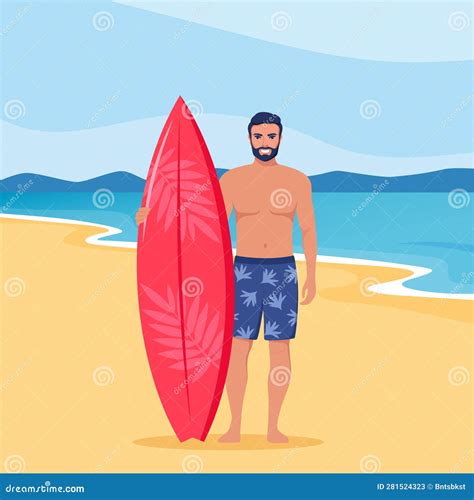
137,97,234,442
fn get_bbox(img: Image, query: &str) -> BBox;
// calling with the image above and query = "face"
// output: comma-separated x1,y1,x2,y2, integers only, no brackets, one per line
249,123,281,162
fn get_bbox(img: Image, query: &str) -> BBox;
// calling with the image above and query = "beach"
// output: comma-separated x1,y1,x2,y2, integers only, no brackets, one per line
1,216,472,473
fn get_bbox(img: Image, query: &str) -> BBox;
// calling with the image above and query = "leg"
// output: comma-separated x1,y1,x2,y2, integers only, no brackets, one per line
267,340,291,443
263,258,298,442
218,338,253,442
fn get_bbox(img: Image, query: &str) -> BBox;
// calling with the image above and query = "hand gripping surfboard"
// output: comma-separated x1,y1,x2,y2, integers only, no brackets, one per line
137,97,234,441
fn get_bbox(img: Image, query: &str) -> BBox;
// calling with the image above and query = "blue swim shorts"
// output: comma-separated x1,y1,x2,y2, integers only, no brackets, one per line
233,255,298,341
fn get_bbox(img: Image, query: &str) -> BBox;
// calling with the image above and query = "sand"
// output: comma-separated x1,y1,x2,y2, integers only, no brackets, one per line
1,218,472,473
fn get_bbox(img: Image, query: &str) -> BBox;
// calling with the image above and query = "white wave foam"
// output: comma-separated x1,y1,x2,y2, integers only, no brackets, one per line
1,213,472,301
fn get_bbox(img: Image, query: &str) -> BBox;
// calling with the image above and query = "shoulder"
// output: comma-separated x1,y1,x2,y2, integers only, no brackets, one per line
278,165,311,188
224,164,253,175
220,165,252,182
219,166,250,195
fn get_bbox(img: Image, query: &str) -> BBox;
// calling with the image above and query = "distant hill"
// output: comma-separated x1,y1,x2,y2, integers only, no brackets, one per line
0,171,145,193
308,168,474,192
0,169,472,193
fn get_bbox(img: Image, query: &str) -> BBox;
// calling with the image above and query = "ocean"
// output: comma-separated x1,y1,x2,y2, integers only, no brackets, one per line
1,191,472,296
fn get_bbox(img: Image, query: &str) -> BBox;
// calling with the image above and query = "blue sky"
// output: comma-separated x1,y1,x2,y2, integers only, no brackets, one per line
119,1,473,62
1,0,472,179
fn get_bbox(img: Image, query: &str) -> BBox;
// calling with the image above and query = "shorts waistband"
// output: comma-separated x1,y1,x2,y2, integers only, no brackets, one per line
234,255,295,265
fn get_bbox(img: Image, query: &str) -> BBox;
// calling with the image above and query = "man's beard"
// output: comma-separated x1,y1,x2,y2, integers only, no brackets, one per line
252,145,279,162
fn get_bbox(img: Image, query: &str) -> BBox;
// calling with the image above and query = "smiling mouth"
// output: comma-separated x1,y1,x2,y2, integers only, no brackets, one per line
259,148,272,155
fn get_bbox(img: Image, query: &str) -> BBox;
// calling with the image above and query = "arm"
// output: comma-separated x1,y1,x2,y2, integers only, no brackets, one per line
296,175,317,304
219,171,234,219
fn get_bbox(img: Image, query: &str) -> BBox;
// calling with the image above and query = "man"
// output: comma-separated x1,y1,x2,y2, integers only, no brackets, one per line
136,112,317,443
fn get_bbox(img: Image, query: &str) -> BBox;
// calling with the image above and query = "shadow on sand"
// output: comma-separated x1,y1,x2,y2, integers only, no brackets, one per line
134,434,323,450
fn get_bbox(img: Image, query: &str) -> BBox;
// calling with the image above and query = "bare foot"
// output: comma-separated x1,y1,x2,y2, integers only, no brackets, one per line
218,429,241,443
267,429,289,443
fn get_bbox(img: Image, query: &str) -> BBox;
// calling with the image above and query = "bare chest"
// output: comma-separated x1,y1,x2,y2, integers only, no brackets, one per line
233,176,297,215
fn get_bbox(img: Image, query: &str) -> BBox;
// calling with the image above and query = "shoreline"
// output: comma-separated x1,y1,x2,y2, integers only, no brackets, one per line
1,213,472,302
2,213,472,473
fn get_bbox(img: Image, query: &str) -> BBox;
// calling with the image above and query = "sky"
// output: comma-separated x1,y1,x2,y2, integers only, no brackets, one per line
1,0,472,180
117,0,473,62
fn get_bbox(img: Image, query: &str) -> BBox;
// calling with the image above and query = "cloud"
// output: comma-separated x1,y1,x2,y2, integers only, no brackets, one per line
2,1,471,158
2,116,471,180
116,1,473,62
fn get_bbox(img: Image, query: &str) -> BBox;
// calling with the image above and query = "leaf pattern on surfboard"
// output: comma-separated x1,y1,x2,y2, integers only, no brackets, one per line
147,147,219,242
140,284,223,380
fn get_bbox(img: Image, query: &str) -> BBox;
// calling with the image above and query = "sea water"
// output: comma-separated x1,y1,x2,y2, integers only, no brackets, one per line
1,192,472,295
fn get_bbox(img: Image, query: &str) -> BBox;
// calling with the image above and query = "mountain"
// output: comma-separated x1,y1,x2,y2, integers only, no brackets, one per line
309,168,474,192
0,172,145,193
0,169,472,193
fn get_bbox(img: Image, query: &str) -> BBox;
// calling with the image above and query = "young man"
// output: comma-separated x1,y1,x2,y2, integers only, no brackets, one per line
136,112,317,443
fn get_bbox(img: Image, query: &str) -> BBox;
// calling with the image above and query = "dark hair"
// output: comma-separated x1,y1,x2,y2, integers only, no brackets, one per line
248,112,283,135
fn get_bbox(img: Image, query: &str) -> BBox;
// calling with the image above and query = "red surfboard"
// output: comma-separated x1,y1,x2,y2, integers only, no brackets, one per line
137,97,234,441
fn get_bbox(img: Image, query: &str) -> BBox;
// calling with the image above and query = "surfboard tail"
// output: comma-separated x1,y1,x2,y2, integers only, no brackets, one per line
174,425,207,442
